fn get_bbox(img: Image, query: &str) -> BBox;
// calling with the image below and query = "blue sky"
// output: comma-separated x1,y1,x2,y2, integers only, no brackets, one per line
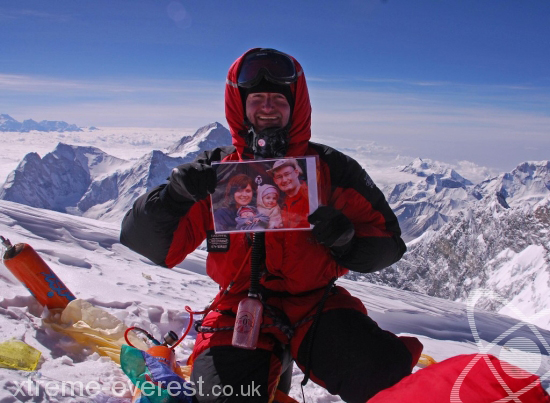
1,0,549,171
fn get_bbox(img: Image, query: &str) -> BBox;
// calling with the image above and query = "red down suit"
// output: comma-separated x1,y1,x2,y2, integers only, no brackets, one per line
120,49,420,402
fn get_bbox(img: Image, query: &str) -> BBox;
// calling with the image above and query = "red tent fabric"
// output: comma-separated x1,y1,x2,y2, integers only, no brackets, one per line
370,354,549,402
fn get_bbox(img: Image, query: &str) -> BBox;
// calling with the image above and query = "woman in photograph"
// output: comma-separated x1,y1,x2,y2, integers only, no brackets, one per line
214,173,257,231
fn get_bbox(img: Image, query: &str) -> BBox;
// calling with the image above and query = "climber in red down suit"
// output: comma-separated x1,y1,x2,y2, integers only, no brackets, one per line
120,48,423,402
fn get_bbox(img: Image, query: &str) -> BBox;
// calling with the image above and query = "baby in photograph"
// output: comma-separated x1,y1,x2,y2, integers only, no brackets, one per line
235,206,269,231
257,184,283,229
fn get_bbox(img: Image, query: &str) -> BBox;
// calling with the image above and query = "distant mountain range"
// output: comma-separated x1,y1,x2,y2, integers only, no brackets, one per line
0,114,82,132
386,159,550,241
352,159,550,329
1,120,548,329
0,122,231,221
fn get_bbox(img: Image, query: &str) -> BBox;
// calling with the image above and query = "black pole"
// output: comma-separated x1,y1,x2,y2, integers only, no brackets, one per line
248,232,265,297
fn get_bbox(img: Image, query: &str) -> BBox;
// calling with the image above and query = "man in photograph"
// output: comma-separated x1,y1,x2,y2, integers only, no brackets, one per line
267,158,309,228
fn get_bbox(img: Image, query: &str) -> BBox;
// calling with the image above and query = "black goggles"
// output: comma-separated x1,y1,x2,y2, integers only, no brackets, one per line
237,49,297,88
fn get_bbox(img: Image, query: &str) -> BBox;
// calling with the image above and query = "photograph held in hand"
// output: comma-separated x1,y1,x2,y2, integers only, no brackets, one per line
211,157,318,233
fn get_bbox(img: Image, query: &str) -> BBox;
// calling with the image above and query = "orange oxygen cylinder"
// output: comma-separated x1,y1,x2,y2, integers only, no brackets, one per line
145,345,178,370
1,236,76,309
130,331,183,403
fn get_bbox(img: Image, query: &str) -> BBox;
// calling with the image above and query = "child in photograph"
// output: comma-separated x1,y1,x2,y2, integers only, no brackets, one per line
235,205,269,231
256,184,283,229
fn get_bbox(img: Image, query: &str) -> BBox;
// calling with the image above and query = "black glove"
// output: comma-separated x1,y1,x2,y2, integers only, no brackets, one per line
308,206,355,256
166,163,217,203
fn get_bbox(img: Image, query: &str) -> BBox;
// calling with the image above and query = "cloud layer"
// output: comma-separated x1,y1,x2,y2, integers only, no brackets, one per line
1,73,548,171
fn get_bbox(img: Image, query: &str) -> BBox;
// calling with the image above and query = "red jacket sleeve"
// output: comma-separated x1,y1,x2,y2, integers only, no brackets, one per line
120,146,234,267
311,142,406,273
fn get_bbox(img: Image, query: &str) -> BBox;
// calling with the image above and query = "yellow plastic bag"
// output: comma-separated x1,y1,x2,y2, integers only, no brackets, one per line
43,299,147,364
0,340,42,371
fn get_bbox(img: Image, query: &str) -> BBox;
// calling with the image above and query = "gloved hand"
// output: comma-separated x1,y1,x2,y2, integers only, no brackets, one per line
166,163,217,203
308,206,355,256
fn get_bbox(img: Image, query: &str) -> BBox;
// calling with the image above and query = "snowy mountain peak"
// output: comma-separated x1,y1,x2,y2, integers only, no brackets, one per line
370,187,550,331
512,160,550,181
51,143,127,179
388,158,550,241
38,119,81,132
134,149,186,190
0,114,17,123
0,143,127,213
388,159,479,241
402,157,434,175
401,157,452,177
77,124,230,221
167,122,232,158
0,114,23,131
76,149,186,221
475,160,550,208
401,158,473,185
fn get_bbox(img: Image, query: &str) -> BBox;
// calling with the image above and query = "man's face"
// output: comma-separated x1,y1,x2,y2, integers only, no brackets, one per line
273,165,300,195
246,92,291,131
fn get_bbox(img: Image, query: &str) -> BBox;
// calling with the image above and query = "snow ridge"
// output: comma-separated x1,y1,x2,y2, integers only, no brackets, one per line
388,158,550,241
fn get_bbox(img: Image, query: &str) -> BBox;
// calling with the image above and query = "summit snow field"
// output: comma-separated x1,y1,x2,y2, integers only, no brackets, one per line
0,123,549,401
0,200,549,401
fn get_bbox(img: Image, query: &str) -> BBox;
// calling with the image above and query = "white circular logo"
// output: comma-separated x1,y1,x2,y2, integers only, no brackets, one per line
258,139,266,147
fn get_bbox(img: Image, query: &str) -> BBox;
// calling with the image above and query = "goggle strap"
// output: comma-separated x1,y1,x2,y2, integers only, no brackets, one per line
226,78,239,88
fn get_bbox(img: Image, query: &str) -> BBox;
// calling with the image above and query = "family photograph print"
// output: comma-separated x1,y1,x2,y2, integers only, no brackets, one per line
211,157,318,233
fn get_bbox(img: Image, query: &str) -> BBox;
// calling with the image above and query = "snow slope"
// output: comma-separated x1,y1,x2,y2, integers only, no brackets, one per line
0,200,549,401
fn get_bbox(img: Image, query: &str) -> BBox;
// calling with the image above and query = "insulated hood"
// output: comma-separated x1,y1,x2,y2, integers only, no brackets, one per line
225,48,312,159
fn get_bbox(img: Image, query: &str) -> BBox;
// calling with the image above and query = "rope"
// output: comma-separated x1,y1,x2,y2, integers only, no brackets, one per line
124,307,194,349
195,321,307,334
195,309,316,336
